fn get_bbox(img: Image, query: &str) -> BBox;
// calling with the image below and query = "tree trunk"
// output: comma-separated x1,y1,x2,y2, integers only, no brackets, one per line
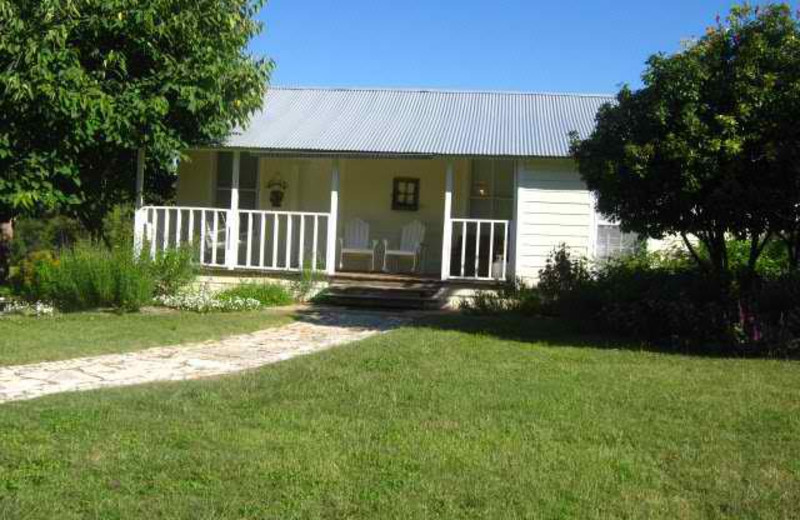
0,218,13,286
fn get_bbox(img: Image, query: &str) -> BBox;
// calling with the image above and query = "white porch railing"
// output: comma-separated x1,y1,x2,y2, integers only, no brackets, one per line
134,206,330,272
447,218,510,281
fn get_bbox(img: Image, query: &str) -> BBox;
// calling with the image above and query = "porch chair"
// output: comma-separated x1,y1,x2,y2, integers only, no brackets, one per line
383,220,426,273
339,218,379,271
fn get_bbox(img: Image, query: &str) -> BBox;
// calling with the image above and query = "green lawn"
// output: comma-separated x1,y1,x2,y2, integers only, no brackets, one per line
1,315,798,518
0,310,291,366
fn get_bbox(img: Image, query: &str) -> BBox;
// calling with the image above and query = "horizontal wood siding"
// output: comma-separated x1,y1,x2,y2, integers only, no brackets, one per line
515,159,593,282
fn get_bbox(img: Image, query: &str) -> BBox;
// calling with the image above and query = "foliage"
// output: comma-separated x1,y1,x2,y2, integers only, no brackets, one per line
25,242,154,312
156,287,261,313
8,215,85,268
290,262,328,302
217,281,294,307
537,244,592,310
0,0,272,234
532,244,799,355
10,250,60,300
148,245,197,298
571,4,800,279
459,280,541,314
0,300,55,318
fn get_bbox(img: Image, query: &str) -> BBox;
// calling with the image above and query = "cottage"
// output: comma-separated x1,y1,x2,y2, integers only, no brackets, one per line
133,87,636,290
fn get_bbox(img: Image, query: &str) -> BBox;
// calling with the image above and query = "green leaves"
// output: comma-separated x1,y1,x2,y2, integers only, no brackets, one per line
0,0,273,227
572,3,800,276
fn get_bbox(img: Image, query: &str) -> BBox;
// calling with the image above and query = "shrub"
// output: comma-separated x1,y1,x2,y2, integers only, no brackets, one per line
9,215,85,267
148,245,197,297
460,280,541,314
26,241,154,312
537,244,592,314
217,281,293,307
290,262,327,302
11,250,59,299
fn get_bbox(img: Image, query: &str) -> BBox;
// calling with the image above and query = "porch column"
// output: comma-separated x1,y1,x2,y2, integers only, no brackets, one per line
326,160,340,275
440,161,454,281
225,151,241,270
133,148,147,256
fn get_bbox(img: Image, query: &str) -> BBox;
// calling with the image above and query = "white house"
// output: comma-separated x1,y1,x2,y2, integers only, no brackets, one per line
133,87,637,287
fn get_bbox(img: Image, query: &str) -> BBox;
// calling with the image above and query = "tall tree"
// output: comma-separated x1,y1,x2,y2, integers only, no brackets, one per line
571,3,800,280
0,0,272,277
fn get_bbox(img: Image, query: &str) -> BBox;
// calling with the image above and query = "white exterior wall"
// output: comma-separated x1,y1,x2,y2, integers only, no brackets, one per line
513,158,594,283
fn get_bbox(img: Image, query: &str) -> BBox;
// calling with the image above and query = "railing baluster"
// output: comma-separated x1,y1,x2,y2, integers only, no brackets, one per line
162,209,170,252
199,210,206,264
312,215,319,271
460,221,467,277
272,214,279,268
188,210,195,246
175,209,182,247
488,222,495,280
259,213,266,268
150,208,158,260
285,215,293,269
502,221,509,281
211,211,219,265
298,215,306,270
246,212,253,267
474,221,481,278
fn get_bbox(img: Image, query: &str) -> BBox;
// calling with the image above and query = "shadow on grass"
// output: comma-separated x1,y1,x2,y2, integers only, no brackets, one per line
295,305,796,361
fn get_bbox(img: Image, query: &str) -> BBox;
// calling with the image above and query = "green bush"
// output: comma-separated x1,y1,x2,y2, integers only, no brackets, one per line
460,280,541,314
537,244,592,314
290,261,327,302
148,245,197,297
11,250,60,299
9,215,85,268
217,281,293,307
24,242,154,312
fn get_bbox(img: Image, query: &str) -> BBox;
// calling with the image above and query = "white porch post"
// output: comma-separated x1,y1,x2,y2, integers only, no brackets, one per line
326,160,340,275
440,161,454,281
133,148,146,256
226,151,241,270
135,148,146,209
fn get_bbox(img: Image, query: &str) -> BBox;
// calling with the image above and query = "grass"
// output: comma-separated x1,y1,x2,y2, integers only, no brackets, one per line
1,314,798,518
0,310,291,366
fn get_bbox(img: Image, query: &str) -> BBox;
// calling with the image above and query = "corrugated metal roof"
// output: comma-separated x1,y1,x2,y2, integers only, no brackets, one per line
224,87,614,158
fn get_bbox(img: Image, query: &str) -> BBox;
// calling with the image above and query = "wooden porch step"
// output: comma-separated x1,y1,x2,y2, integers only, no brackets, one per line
318,284,449,310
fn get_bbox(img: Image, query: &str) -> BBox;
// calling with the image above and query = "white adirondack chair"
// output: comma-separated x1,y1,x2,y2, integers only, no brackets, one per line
383,220,426,273
339,218,378,271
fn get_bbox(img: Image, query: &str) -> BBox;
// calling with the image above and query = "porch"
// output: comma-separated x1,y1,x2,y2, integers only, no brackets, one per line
133,151,516,283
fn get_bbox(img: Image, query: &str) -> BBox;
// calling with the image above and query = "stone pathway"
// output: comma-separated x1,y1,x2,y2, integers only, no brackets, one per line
0,310,408,404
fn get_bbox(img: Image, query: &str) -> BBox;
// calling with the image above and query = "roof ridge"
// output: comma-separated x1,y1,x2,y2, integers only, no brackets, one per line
268,85,615,99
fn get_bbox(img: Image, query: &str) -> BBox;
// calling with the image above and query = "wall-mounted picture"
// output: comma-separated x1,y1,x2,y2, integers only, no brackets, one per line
392,177,420,211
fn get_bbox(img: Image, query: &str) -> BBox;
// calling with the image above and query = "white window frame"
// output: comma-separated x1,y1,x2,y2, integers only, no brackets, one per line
468,159,515,221
590,193,638,262
214,151,259,210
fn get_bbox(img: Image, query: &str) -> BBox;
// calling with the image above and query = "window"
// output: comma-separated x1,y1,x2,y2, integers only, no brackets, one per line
595,220,639,262
215,152,259,209
469,160,514,220
392,177,420,211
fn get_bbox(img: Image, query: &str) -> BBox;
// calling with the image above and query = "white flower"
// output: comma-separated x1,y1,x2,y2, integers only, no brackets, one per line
0,300,55,317
155,288,262,313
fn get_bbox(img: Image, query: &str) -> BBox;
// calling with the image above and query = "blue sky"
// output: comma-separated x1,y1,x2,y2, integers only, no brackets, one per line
251,1,795,94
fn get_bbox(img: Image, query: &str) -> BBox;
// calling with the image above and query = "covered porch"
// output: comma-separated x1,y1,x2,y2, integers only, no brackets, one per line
133,150,516,283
